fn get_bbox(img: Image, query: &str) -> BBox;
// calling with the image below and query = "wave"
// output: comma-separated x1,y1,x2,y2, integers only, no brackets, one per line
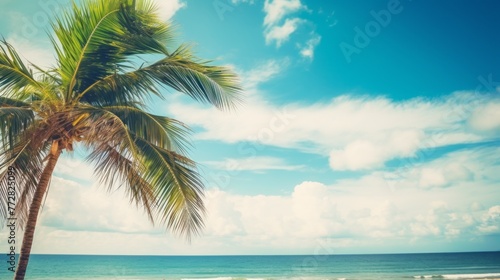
181,278,234,280
179,275,500,280
181,278,271,280
413,273,500,279
180,278,348,280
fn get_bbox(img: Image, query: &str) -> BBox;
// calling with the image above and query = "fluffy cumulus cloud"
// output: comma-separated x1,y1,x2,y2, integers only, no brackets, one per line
166,66,498,171
2,146,498,254
469,100,500,131
204,147,500,251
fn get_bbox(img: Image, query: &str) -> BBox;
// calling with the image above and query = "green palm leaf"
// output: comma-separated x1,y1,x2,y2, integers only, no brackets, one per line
53,0,173,101
0,0,242,277
0,41,44,99
134,136,205,239
143,45,242,110
87,142,157,223
0,97,35,150
78,70,160,107
100,105,192,153
0,124,50,225
78,45,242,110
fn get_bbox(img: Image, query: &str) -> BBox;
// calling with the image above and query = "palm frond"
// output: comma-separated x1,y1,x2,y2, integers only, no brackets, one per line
52,0,173,100
52,0,123,99
77,105,203,238
0,125,50,226
140,45,242,110
77,70,159,107
77,45,242,110
134,137,205,239
0,97,35,152
81,106,158,222
115,0,173,56
0,0,242,246
0,40,44,98
31,65,63,92
78,106,141,159
86,142,156,223
100,105,192,153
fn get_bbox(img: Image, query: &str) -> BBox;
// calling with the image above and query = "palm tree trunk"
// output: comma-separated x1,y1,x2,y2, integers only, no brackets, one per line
14,141,62,280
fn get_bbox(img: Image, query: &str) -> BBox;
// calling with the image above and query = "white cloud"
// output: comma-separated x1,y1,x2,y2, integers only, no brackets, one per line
41,177,155,234
201,157,499,249
299,34,321,60
478,206,500,233
54,155,95,182
242,58,290,89
5,146,497,254
329,130,424,171
261,0,320,57
264,0,304,27
385,147,498,193
418,168,447,188
469,101,500,131
167,86,499,171
262,0,309,49
152,0,186,21
265,18,304,47
330,140,386,171
5,35,56,68
205,156,304,171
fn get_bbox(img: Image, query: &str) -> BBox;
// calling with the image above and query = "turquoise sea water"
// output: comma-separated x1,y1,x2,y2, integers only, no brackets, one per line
1,252,499,280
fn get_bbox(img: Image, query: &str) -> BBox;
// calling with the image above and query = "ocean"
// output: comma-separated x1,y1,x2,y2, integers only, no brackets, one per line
1,252,499,280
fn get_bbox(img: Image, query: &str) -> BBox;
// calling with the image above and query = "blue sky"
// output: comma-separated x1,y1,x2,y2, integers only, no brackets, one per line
1,0,500,255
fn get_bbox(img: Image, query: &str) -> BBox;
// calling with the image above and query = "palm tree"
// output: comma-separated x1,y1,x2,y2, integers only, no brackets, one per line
0,0,241,279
